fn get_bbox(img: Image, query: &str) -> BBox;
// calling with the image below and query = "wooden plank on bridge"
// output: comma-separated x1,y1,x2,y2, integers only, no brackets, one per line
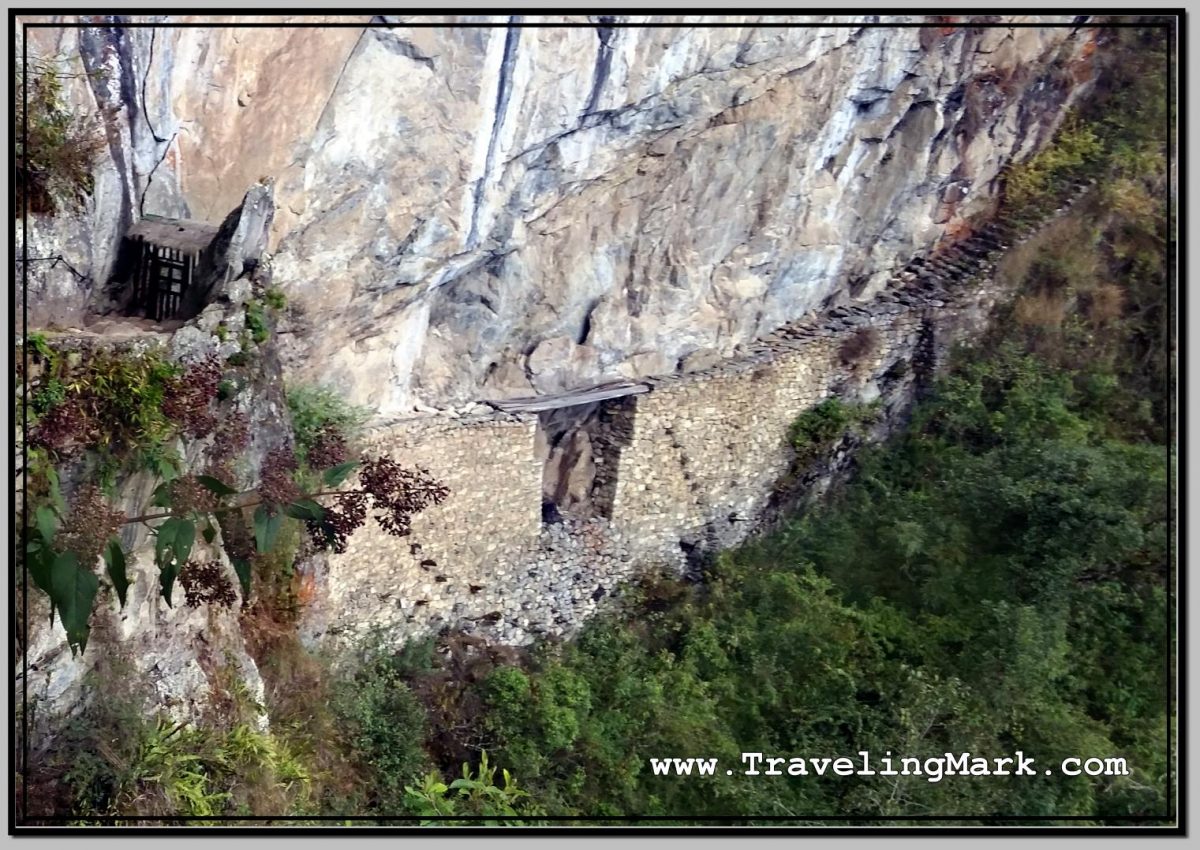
488,380,651,414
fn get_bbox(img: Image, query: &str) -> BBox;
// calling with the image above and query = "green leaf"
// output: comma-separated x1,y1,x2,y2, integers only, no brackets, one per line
283,499,325,522
253,505,282,554
49,551,98,654
154,518,194,583
232,558,252,600
202,522,216,545
46,466,66,515
322,461,359,487
154,450,181,483
196,475,238,497
172,519,196,567
27,545,55,612
155,518,179,568
160,560,181,608
35,505,57,545
151,481,172,508
103,538,130,608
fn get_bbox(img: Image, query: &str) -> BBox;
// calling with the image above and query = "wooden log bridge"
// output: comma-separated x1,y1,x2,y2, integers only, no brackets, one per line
488,380,650,414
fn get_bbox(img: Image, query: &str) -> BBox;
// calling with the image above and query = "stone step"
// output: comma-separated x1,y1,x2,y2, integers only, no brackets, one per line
957,241,993,259
942,251,979,269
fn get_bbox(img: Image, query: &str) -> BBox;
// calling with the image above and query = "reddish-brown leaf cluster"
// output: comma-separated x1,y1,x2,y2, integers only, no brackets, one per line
219,511,256,565
305,490,368,554
180,560,238,608
301,456,449,554
57,484,125,564
29,398,89,454
205,412,251,490
306,425,348,470
169,475,222,515
162,357,222,437
359,457,450,538
258,446,302,505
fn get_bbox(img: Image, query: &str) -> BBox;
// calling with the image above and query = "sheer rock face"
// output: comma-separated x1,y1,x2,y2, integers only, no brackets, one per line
21,16,1096,410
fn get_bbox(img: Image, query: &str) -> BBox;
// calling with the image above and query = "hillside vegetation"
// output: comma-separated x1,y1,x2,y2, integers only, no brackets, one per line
342,25,1172,823
24,25,1172,824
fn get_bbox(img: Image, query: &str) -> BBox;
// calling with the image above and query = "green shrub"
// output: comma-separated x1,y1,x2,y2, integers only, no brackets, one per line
788,398,869,465
14,57,104,216
330,653,430,814
286,384,370,462
28,664,312,819
1005,118,1105,220
244,300,270,345
404,751,542,822
28,346,183,464
264,287,287,310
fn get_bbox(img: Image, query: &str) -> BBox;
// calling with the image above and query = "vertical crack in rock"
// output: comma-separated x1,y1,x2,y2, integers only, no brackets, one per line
580,16,616,121
311,27,369,150
110,22,141,151
467,17,522,251
80,19,176,220
139,130,178,217
140,26,166,143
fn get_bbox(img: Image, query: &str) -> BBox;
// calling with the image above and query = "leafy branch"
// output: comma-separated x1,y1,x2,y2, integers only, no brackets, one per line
24,442,448,655
404,752,543,824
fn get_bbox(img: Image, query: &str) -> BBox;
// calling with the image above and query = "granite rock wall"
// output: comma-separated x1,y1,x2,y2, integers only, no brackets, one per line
18,16,1098,413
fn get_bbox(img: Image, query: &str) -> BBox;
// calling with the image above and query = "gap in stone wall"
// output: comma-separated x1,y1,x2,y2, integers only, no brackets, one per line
534,394,639,524
535,402,602,523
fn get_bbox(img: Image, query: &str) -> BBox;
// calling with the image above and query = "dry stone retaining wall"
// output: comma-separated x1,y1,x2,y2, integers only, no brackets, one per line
304,182,1092,650
302,413,544,644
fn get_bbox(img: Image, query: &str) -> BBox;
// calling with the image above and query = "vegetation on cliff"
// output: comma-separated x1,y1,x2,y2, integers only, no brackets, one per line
13,55,104,217
281,24,1171,824
18,24,1172,825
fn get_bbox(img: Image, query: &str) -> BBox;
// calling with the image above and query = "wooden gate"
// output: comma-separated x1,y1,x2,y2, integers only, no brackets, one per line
125,216,219,322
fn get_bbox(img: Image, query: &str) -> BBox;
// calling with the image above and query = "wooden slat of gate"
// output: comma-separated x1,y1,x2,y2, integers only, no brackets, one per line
131,238,141,312
134,241,200,321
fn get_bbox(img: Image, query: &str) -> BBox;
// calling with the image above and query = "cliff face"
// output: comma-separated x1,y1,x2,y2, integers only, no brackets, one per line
20,15,1096,414
16,15,1103,736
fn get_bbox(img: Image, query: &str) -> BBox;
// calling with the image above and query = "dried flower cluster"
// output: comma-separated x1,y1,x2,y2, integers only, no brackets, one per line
306,425,348,470
169,474,222,515
56,484,125,563
205,412,251,489
305,490,367,554
300,456,449,554
219,511,256,566
258,445,301,505
180,560,238,608
30,398,89,453
359,457,450,537
163,357,222,437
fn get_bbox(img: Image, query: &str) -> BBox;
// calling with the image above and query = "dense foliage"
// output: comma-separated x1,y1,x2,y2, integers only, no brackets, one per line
14,56,104,216
285,383,371,466
443,333,1169,820
331,24,1171,823
19,332,447,654
22,22,1172,826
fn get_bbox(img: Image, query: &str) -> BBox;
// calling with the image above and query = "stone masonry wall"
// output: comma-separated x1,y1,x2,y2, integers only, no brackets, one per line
608,312,922,562
303,181,1092,650
302,414,542,645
